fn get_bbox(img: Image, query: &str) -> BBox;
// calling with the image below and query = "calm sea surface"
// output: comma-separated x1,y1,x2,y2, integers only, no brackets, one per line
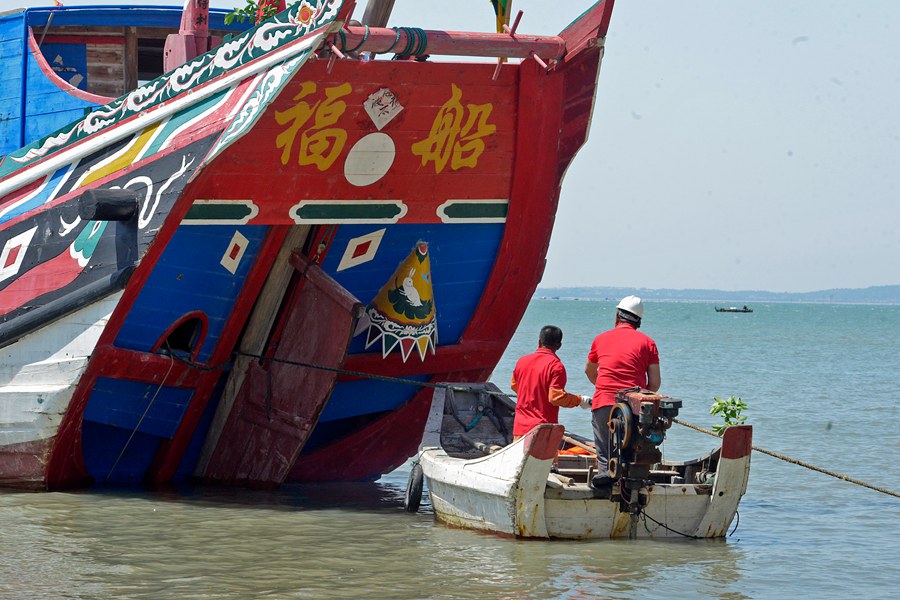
2,299,898,599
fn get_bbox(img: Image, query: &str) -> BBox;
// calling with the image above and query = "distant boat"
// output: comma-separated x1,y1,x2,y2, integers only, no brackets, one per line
715,305,753,313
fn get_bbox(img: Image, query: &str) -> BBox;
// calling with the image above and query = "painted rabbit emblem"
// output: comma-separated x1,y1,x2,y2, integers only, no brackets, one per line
400,268,422,307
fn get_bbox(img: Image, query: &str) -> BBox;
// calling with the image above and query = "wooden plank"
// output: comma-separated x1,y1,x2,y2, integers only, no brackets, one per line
361,0,395,27
194,225,311,475
0,18,24,154
557,0,615,62
202,258,363,485
39,35,124,45
49,25,226,41
86,42,124,97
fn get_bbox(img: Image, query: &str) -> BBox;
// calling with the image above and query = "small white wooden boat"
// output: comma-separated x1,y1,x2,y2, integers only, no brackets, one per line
406,383,752,539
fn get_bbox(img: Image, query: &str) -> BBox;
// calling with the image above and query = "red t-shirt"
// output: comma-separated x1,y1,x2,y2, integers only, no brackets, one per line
587,323,660,408
511,347,568,436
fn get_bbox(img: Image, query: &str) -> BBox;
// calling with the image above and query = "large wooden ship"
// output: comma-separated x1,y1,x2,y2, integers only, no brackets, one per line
0,0,615,489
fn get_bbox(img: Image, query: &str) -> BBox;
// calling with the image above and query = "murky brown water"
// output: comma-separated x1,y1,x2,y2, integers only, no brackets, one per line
1,480,756,599
3,301,898,598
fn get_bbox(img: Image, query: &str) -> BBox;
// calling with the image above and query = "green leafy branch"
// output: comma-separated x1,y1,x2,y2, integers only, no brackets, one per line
225,0,287,25
710,395,748,436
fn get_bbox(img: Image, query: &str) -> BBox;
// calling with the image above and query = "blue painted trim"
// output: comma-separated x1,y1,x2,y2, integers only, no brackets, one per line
19,13,27,148
23,6,248,32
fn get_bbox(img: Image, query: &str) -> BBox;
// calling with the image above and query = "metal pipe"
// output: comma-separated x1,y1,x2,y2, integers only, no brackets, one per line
38,11,55,47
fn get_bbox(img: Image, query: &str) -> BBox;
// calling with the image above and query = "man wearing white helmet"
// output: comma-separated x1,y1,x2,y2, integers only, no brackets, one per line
583,295,661,487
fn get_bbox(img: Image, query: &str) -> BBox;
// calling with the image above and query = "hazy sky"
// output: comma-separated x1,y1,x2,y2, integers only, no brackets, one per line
15,1,900,292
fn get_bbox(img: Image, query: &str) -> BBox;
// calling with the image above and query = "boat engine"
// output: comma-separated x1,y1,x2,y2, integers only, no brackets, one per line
607,387,682,511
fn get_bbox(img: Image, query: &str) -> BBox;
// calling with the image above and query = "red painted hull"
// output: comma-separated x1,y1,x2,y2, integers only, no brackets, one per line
1,0,614,490
287,5,613,482
0,438,54,490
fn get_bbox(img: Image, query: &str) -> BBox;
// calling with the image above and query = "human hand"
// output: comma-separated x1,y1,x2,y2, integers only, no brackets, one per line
580,395,592,410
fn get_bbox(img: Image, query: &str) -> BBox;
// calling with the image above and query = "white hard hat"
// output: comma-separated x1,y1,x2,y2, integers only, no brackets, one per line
616,295,643,319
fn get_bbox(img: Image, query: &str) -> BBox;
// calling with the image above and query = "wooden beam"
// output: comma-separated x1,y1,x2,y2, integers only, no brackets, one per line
124,26,138,91
194,225,312,476
340,25,566,61
361,0,395,27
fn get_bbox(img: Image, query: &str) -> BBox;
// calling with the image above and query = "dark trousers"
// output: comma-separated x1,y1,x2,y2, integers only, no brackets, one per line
591,405,614,475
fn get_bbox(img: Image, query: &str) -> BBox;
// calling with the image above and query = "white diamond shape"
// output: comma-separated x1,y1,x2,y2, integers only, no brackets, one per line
220,230,249,275
0,227,38,283
337,229,385,272
364,88,403,131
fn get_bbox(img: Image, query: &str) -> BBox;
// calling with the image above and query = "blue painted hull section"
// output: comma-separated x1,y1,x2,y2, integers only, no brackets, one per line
82,378,194,483
86,225,266,483
309,222,504,437
115,224,268,362
23,39,95,149
0,16,26,153
322,223,504,352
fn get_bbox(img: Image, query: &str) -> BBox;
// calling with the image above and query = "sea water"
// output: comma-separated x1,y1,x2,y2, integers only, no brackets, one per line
1,300,898,599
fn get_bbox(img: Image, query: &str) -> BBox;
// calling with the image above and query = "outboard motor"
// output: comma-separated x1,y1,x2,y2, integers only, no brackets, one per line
607,387,682,512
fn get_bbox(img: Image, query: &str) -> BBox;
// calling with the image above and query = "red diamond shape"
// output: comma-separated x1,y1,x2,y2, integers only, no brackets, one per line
229,243,241,260
351,240,371,259
4,245,21,269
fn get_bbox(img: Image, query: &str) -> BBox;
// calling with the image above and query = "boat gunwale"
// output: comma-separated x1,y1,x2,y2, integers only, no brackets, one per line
0,1,341,189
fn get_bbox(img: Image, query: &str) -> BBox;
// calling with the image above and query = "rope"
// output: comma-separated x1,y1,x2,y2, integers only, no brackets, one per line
237,350,441,388
412,28,428,56
641,510,701,540
134,346,900,500
385,27,428,58
464,412,482,431
673,418,900,499
343,25,369,53
379,27,402,54
105,352,175,481
231,350,515,398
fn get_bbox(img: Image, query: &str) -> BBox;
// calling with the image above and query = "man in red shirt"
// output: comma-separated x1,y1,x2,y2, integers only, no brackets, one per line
584,296,661,482
511,325,591,440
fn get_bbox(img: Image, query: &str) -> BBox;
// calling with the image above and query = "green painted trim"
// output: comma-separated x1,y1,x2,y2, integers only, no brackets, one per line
183,201,257,224
293,202,405,222
436,199,509,223
442,202,508,219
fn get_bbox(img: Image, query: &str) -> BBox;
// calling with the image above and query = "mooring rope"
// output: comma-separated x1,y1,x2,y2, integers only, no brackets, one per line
105,352,174,481
673,418,900,499
177,350,896,499
231,351,515,397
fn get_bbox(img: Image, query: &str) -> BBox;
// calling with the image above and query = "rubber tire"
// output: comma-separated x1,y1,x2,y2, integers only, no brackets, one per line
404,463,424,513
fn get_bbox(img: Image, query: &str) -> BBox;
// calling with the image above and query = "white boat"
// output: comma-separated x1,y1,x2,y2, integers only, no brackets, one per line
406,383,752,539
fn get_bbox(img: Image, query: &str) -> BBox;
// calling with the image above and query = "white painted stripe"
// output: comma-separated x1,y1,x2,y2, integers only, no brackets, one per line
0,292,122,446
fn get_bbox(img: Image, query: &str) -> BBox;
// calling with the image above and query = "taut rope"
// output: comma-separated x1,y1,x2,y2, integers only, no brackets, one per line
171,350,899,499
673,418,899,499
